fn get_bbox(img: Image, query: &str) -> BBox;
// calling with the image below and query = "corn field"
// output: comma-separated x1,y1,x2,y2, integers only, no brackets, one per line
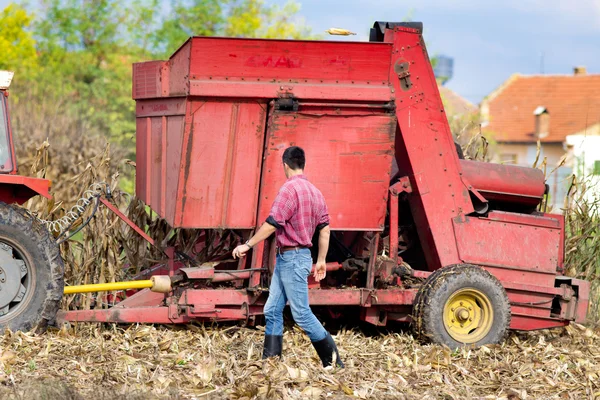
5,107,600,398
564,175,600,322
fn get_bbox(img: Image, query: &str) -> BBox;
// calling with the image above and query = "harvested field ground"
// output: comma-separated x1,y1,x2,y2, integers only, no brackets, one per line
0,322,596,399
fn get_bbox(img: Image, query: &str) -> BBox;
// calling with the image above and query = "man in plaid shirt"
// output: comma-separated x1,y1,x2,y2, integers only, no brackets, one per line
232,146,344,368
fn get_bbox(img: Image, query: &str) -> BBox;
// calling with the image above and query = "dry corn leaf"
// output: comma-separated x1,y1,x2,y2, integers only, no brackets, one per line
301,386,323,397
284,364,308,380
0,324,596,398
0,350,16,363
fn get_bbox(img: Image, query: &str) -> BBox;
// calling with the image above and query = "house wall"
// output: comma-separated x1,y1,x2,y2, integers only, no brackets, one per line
494,142,564,168
493,143,528,166
565,129,600,204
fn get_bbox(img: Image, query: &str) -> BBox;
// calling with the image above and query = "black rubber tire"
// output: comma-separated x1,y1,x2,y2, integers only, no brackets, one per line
0,203,64,332
413,264,510,349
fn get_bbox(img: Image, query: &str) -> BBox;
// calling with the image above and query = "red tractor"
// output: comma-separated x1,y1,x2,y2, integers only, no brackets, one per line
0,21,590,348
0,71,64,332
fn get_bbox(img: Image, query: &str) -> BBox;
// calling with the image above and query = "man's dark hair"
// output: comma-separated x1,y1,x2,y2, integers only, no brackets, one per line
282,146,306,170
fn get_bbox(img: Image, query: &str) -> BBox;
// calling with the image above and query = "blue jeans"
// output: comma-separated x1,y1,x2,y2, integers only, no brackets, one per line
263,248,328,342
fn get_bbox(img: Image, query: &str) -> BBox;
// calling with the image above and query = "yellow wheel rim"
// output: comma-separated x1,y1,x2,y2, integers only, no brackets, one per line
443,288,493,344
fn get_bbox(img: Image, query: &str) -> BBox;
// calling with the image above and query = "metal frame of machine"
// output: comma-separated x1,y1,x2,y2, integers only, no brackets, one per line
57,22,589,337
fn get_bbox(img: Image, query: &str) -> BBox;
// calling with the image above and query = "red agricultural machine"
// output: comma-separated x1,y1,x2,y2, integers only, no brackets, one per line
0,22,590,347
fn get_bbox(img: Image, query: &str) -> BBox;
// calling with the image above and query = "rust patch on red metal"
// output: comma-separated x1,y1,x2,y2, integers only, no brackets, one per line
178,120,194,225
245,55,302,68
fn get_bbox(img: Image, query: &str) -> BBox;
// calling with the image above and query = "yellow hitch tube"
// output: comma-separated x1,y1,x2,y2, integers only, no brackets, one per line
63,276,171,294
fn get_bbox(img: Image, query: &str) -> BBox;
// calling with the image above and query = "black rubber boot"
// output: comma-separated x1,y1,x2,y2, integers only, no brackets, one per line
262,335,283,359
311,333,344,368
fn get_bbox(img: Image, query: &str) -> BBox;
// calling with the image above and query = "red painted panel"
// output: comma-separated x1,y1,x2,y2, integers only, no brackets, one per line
225,103,268,227
189,80,393,101
135,118,148,203
189,37,392,84
510,314,568,330
181,289,253,306
150,117,163,214
134,99,187,225
386,29,474,271
161,116,167,216
59,307,187,324
165,116,184,223
454,216,561,274
176,100,267,228
486,210,560,229
180,288,416,309
507,293,553,319
136,98,187,117
502,281,563,295
571,278,590,323
258,107,395,230
508,306,551,319
113,289,165,308
0,175,51,205
168,41,190,96
550,212,566,270
132,61,163,99
484,266,555,288
506,290,554,306
460,160,546,207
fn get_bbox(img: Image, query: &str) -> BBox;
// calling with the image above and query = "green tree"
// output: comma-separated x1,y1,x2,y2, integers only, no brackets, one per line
24,0,314,151
32,0,151,147
150,0,225,56
225,0,313,39
0,4,37,73
151,0,316,57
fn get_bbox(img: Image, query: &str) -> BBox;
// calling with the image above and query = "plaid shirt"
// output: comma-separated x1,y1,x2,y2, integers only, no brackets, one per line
266,175,329,248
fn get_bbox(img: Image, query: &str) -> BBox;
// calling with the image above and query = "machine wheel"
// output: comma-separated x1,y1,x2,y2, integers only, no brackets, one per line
413,264,510,349
0,203,64,332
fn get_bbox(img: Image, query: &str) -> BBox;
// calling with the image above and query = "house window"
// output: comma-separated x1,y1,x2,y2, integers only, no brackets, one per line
594,160,600,175
500,153,518,164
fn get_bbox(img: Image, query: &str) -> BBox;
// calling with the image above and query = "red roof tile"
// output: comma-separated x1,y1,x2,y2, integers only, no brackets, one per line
483,73,600,143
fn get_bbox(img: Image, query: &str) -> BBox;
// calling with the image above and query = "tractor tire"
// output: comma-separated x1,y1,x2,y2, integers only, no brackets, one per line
0,203,64,332
413,264,510,349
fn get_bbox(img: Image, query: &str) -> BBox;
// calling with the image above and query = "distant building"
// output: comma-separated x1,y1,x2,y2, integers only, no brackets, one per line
480,66,600,210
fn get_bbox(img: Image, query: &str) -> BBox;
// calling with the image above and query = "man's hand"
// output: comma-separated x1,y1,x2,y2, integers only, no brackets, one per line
232,244,250,259
232,223,277,259
314,260,326,282
315,226,330,282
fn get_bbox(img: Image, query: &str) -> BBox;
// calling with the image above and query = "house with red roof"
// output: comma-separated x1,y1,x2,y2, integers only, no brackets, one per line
480,67,600,209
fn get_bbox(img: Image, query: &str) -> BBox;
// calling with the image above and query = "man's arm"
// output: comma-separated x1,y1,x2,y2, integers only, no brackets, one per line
232,222,277,259
232,185,296,259
314,225,330,281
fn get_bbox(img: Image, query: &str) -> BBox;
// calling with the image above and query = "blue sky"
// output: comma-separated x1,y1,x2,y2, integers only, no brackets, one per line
4,0,598,105
272,0,600,104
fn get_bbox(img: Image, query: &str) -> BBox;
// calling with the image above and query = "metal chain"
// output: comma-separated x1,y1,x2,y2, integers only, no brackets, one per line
38,182,109,234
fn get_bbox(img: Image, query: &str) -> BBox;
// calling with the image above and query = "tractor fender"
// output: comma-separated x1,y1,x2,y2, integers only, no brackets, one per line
0,174,51,205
